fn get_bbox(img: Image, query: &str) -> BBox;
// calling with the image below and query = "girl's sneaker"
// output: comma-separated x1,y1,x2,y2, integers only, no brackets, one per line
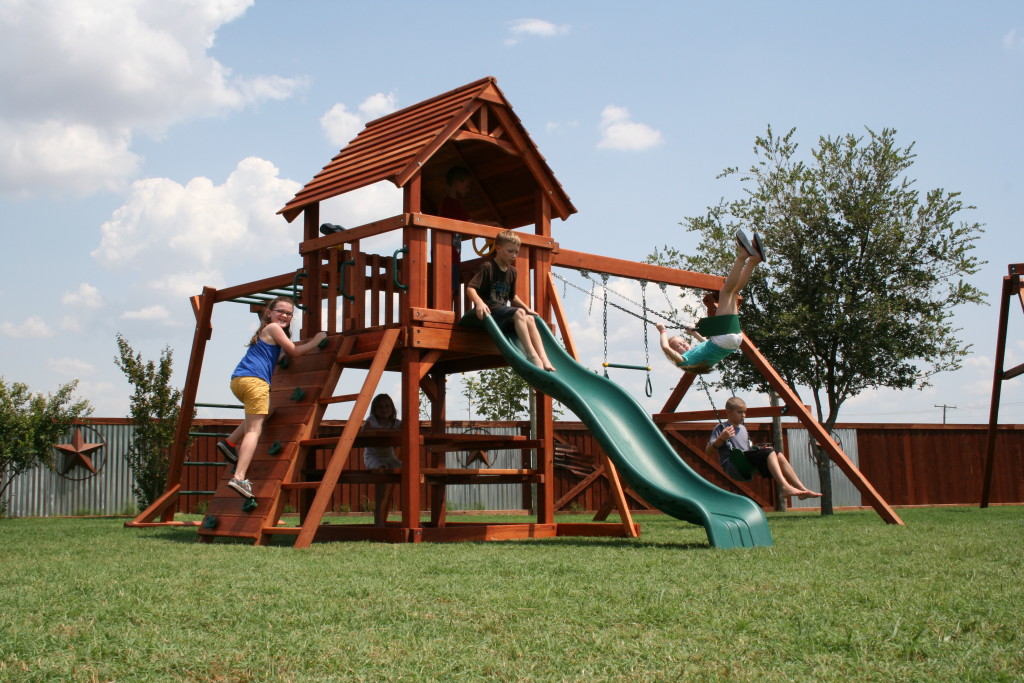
217,440,238,464
227,478,254,498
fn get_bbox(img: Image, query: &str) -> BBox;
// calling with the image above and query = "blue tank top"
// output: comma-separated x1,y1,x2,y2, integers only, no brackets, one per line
231,339,282,383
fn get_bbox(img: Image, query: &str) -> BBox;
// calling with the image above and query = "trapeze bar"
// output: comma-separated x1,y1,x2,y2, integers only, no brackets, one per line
603,362,651,371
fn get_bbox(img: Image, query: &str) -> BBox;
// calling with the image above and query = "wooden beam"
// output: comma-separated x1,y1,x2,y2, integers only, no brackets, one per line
452,129,519,155
412,308,456,325
653,405,806,424
739,335,904,525
982,272,1017,507
300,214,409,255
400,347,423,534
553,248,724,291
547,273,579,360
409,213,557,250
661,373,697,414
600,455,639,537
158,286,215,522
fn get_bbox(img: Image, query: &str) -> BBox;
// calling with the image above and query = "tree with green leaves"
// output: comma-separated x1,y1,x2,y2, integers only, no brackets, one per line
462,367,532,421
460,367,566,422
0,378,92,516
649,126,984,513
115,333,190,510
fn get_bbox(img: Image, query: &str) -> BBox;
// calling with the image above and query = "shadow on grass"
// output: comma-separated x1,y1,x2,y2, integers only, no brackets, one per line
126,524,717,551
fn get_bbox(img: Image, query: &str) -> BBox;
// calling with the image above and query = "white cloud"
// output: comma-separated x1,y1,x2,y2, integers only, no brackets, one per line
319,181,403,235
1003,29,1023,50
147,270,226,300
320,104,362,147
121,304,173,324
359,92,399,120
505,18,570,46
0,121,140,196
320,92,399,147
62,283,104,308
92,156,301,277
48,357,96,377
597,105,665,152
0,0,306,196
60,315,83,333
0,315,54,338
546,120,578,135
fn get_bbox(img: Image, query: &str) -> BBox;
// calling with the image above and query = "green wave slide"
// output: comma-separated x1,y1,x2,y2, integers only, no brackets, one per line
476,313,773,549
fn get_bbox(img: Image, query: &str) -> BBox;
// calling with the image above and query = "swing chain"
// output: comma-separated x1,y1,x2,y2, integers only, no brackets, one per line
601,273,609,378
641,280,653,397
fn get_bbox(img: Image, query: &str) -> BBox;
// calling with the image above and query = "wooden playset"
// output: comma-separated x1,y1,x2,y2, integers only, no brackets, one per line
126,78,902,548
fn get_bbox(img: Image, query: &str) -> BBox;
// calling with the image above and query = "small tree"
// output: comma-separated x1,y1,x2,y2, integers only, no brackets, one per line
0,378,92,515
461,367,566,422
462,367,532,421
650,126,984,513
115,334,190,510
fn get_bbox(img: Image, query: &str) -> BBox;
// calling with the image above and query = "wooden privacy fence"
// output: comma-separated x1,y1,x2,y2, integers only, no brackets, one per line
171,420,1023,514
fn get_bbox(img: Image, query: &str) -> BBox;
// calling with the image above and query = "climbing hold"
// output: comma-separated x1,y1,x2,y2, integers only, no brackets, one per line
241,498,259,513
268,441,282,455
278,356,290,369
290,387,305,401
201,515,218,529
318,336,329,349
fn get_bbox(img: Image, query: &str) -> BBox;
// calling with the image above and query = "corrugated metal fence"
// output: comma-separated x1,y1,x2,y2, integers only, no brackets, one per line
784,428,861,508
3,420,1020,517
3,421,137,517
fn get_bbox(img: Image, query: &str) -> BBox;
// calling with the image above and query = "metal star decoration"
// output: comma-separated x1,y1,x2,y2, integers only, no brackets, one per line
54,427,105,475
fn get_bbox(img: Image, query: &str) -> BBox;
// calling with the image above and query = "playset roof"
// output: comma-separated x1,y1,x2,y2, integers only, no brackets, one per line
278,77,576,228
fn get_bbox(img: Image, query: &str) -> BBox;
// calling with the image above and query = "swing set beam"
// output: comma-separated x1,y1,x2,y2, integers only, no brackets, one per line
653,404,808,424
553,247,724,291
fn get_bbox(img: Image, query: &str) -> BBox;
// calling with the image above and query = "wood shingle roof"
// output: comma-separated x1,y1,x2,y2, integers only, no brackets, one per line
278,77,575,228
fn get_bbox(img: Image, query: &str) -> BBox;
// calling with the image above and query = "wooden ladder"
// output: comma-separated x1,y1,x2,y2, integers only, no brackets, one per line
261,328,399,548
196,329,398,545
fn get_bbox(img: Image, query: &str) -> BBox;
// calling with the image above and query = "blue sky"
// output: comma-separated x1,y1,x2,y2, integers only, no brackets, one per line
1,0,1022,425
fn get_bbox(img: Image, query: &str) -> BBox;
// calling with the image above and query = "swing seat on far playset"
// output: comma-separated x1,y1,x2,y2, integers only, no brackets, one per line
695,314,741,337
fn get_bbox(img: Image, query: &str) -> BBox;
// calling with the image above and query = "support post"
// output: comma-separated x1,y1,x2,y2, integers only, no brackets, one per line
740,336,904,525
301,205,322,336
982,267,1022,507
400,349,423,537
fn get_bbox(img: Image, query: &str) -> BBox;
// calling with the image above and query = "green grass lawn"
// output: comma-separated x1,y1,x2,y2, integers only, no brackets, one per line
1,507,1021,682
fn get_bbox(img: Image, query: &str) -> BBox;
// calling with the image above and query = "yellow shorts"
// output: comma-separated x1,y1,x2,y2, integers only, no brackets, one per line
230,376,270,414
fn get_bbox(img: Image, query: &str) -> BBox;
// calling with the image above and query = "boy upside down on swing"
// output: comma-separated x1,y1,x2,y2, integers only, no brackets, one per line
656,230,821,498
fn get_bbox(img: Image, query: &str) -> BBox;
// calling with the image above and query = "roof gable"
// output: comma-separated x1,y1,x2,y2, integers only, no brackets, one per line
279,77,575,227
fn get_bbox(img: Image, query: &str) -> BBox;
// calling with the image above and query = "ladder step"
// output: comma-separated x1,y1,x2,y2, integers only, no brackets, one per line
422,468,537,476
337,351,377,363
318,393,360,405
299,437,339,448
261,526,301,536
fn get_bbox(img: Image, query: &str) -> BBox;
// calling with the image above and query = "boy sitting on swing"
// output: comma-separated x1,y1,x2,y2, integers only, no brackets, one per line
656,229,763,374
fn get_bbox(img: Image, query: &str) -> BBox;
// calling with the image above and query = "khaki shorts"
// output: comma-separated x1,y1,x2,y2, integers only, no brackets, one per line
230,376,270,414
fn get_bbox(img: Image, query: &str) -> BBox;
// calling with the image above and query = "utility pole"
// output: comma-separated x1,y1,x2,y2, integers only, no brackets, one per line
934,404,957,424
